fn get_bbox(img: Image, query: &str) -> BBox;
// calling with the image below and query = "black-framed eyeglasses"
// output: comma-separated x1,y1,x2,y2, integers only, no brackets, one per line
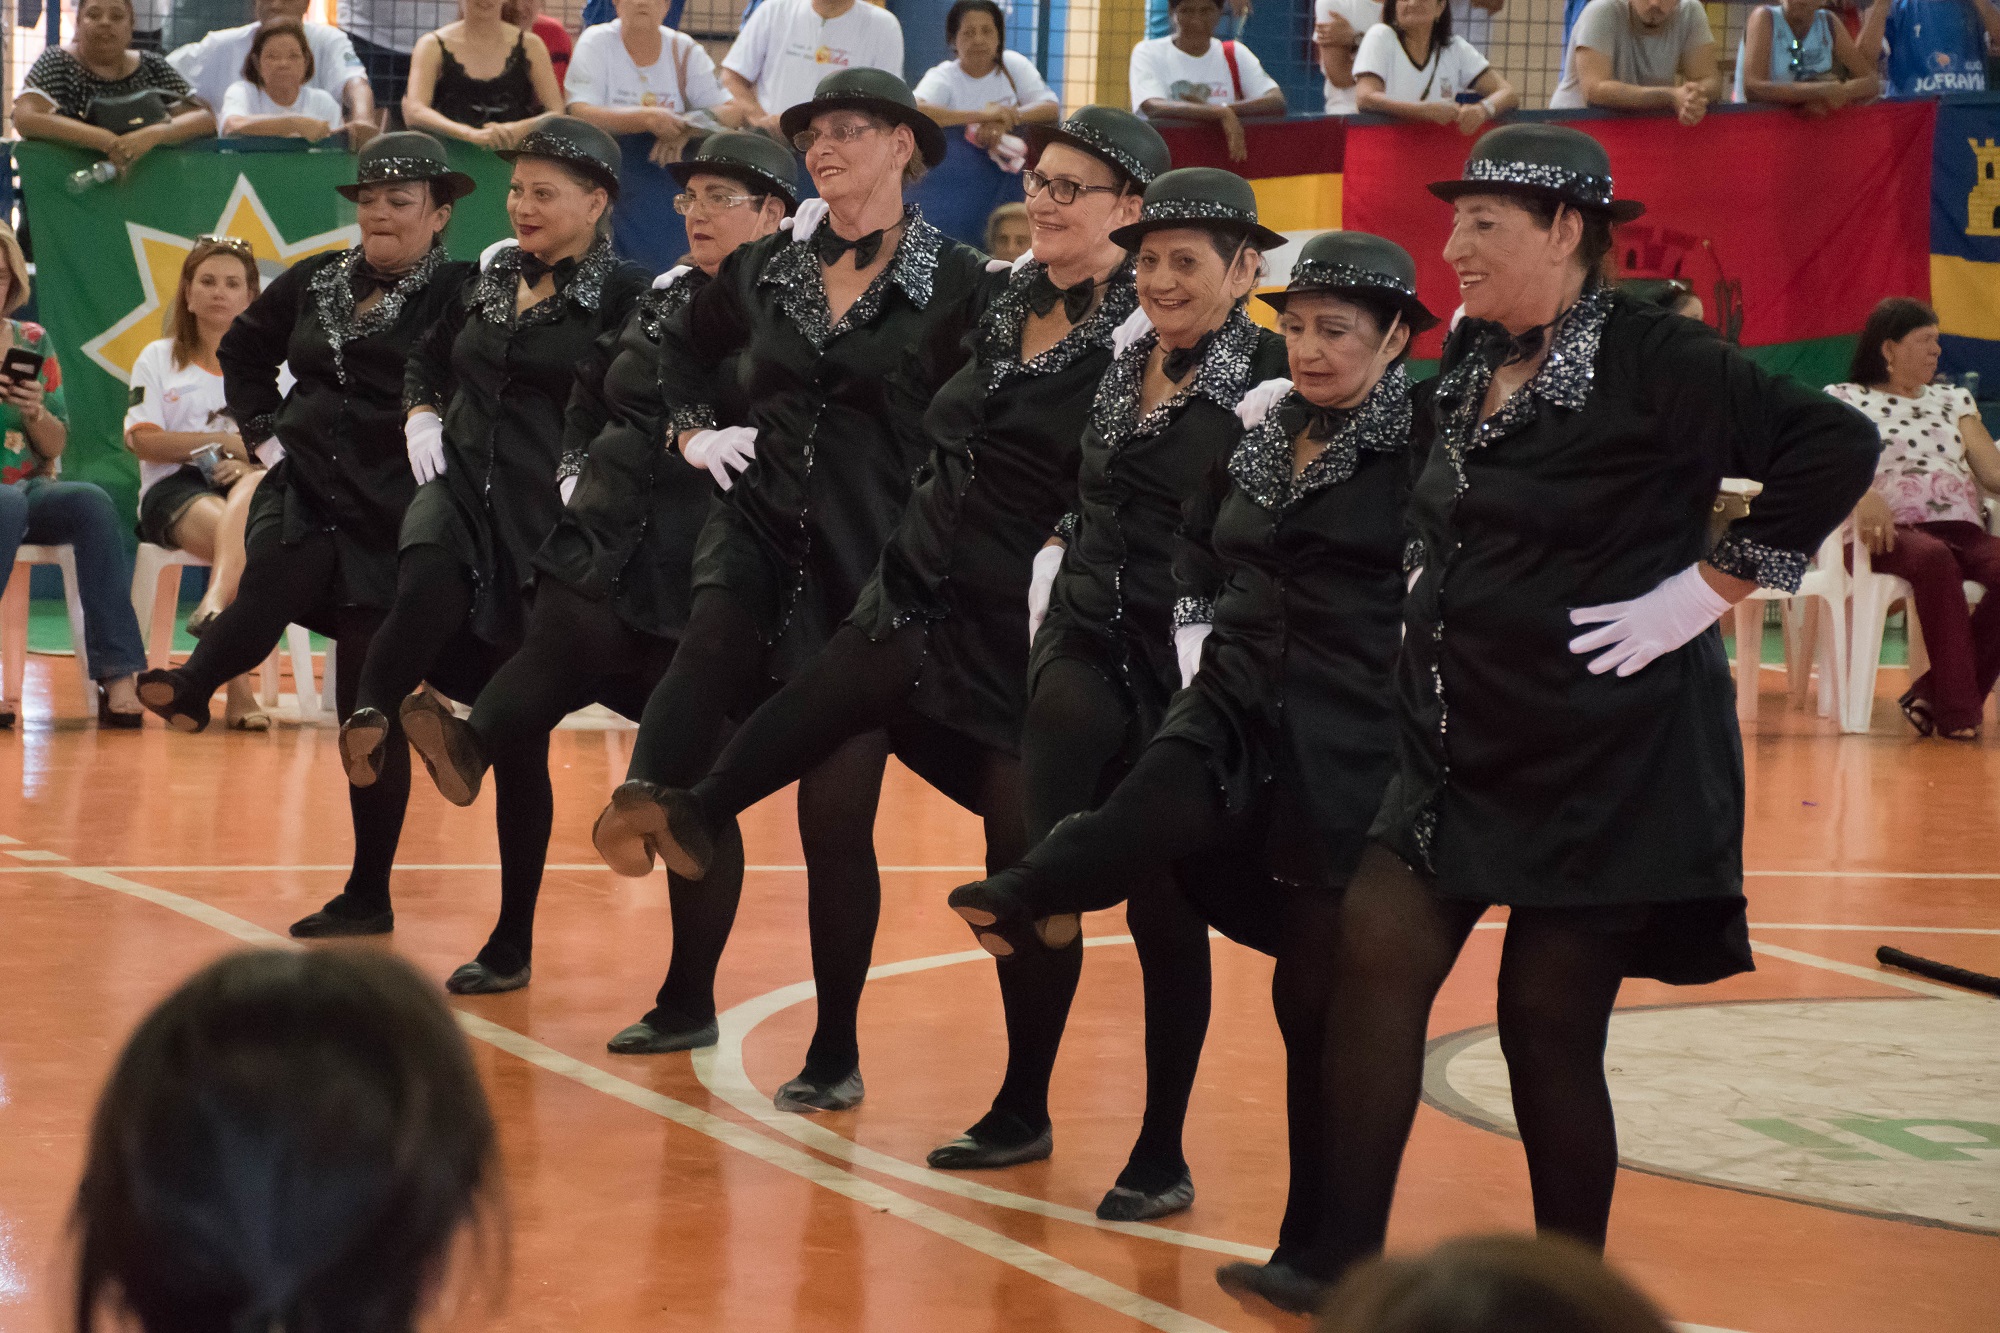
673,189,769,215
195,234,253,255
1021,169,1121,205
790,120,885,153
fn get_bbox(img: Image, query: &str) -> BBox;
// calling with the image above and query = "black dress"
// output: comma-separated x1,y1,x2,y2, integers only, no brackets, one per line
1031,306,1289,734
657,208,994,680
221,245,474,634
1373,288,1880,982
430,31,540,126
401,237,649,648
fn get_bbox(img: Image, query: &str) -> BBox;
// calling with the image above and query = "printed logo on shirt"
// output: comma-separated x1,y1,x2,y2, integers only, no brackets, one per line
1168,79,1219,103
813,43,849,66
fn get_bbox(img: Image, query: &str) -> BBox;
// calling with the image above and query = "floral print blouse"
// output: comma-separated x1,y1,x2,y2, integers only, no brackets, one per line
1826,382,1985,527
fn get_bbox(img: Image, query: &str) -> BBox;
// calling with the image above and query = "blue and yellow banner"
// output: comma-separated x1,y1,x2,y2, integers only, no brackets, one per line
1931,96,2000,385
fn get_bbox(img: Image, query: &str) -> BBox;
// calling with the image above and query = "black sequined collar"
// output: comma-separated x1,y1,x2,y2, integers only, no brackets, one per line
980,258,1138,390
1435,283,1612,487
309,244,450,384
470,235,622,329
758,206,945,352
1088,305,1264,454
636,265,707,340
1229,366,1412,513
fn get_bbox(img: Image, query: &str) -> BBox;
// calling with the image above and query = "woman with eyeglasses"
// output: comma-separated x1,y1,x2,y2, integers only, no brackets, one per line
138,133,476,924
600,109,1168,1143
583,69,991,1099
396,134,797,996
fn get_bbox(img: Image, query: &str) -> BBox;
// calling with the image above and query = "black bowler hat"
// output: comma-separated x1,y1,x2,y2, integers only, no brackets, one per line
1108,166,1286,253
1023,106,1171,190
1258,230,1438,332
1428,123,1644,223
778,67,947,168
668,131,802,211
336,130,476,202
498,115,624,199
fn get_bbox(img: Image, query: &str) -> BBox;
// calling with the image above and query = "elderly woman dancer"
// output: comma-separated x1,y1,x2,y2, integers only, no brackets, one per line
1212,124,1879,1314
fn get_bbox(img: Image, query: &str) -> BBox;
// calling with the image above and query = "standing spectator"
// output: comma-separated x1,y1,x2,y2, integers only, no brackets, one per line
0,223,149,729
340,0,458,114
1354,0,1517,131
404,0,565,150
1829,299,2000,740
1318,0,1383,112
1453,0,1504,49
984,200,1031,261
1857,0,1998,95
914,0,1060,149
13,0,215,167
1131,0,1286,163
1549,0,1721,122
566,0,735,166
1735,0,1879,106
218,20,356,142
508,0,574,89
719,0,905,137
169,0,375,134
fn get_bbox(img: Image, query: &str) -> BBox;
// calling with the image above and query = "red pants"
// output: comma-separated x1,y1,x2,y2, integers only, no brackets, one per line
1870,520,2000,733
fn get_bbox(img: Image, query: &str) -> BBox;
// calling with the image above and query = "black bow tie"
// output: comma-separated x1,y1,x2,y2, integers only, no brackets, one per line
519,252,582,292
350,262,407,300
1027,271,1098,324
1161,330,1217,384
1302,404,1352,441
814,225,892,269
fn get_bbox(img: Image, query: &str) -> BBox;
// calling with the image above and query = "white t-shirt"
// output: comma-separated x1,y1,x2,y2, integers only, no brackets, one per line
1129,34,1280,110
1316,0,1381,113
124,340,232,499
220,80,347,133
566,23,729,114
1353,25,1490,102
912,51,1056,111
167,19,365,114
723,0,906,116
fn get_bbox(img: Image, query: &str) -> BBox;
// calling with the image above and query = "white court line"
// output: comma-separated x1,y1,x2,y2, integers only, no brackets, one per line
53,867,1228,1333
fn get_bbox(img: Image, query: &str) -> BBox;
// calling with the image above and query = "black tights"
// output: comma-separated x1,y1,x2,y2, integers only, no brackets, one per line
1296,844,1633,1280
354,542,501,717
465,580,679,977
171,526,406,914
625,590,892,1079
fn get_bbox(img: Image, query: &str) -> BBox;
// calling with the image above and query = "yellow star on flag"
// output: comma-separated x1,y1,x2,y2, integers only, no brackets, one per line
82,175,357,384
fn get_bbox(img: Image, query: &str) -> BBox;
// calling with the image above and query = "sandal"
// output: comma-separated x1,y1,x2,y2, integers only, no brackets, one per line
1897,687,1935,737
227,710,271,732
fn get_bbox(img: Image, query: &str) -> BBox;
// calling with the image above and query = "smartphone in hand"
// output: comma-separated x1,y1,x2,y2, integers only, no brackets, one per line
1,347,44,384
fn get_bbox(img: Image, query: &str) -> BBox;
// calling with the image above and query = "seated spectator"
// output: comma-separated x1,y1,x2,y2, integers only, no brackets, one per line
219,19,353,143
508,0,574,90
720,0,905,138
1354,0,1517,132
13,0,215,171
1130,0,1286,163
985,201,1032,262
404,0,564,150
1829,298,2000,741
0,223,148,729
1857,0,1997,95
124,237,272,731
566,0,735,167
71,948,499,1333
915,0,1059,152
1549,0,1721,124
341,0,458,115
1736,0,1880,106
168,0,375,138
1317,1235,1675,1333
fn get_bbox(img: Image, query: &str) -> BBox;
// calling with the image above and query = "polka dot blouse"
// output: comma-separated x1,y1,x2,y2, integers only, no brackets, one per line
1826,382,1985,527
21,47,196,121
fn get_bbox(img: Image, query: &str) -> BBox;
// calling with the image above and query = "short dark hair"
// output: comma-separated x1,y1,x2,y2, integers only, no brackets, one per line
1516,193,1615,283
945,0,1005,44
1318,1235,1675,1333
1849,296,1938,386
72,949,500,1333
1380,0,1454,45
243,17,315,88
1168,0,1220,12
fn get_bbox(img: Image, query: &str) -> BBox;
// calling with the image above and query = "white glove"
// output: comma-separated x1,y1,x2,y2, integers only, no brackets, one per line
480,237,518,271
681,425,757,490
781,198,829,243
559,474,578,503
1175,623,1211,688
989,132,1027,173
406,410,447,485
1236,377,1293,429
1568,564,1734,678
653,264,692,291
1112,306,1154,358
984,247,1037,276
1026,543,1063,644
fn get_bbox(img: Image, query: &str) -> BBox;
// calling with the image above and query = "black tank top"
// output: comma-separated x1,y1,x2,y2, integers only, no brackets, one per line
432,31,538,126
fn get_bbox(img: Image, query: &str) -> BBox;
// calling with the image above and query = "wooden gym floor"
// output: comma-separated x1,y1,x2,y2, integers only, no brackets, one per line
0,652,1994,1332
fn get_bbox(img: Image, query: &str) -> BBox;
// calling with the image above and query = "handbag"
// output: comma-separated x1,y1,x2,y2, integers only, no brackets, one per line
87,88,171,133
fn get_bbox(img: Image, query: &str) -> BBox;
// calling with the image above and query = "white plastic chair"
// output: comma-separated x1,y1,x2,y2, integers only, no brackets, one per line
130,541,325,718
1,544,94,713
1733,524,1849,725
1847,532,1989,733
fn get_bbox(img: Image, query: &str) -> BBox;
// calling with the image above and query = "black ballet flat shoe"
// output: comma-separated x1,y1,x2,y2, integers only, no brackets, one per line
338,708,392,787
400,690,486,806
96,685,143,729
773,1067,865,1114
595,780,714,880
606,1017,721,1055
289,902,394,939
1215,1260,1330,1317
0,701,15,729
136,668,208,732
926,1110,1053,1170
1097,1171,1195,1222
445,959,530,994
1897,687,1936,737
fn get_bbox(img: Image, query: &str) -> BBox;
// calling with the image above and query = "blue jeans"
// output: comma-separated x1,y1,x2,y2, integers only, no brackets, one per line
0,478,147,681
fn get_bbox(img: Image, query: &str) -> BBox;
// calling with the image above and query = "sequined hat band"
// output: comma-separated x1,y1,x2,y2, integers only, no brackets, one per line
1060,119,1154,186
1460,157,1616,209
1288,259,1416,299
358,156,446,184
